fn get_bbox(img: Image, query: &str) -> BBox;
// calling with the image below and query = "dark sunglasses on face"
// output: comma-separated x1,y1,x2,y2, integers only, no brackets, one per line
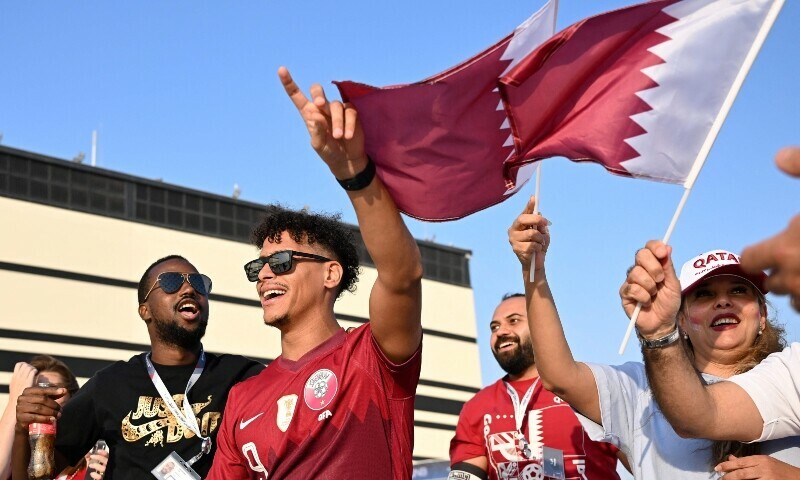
244,250,331,281
143,272,213,301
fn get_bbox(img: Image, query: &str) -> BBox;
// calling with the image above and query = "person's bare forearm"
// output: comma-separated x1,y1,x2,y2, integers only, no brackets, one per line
4,362,36,478
508,198,601,423
352,175,423,362
644,342,721,438
645,341,764,441
524,269,584,394
524,268,601,423
0,405,17,478
348,175,422,290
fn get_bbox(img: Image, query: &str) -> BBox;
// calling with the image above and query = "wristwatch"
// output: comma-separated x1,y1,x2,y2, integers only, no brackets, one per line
637,326,680,349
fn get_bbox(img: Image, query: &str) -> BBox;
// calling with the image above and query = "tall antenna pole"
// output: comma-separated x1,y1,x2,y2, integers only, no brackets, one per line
91,130,98,167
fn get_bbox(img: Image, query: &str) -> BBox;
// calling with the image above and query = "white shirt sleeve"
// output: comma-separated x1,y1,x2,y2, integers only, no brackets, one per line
729,343,800,441
574,361,649,450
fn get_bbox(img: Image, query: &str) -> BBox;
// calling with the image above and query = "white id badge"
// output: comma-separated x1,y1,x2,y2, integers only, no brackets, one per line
542,446,565,479
151,452,201,480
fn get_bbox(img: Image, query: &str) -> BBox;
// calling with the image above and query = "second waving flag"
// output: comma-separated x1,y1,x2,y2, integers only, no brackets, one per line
336,0,783,221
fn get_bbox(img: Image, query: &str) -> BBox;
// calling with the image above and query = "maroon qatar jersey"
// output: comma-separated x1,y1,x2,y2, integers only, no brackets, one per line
207,323,421,479
450,377,621,480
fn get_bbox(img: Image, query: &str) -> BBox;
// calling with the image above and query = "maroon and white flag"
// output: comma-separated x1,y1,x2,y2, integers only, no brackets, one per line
500,0,782,188
335,1,558,221
336,0,783,221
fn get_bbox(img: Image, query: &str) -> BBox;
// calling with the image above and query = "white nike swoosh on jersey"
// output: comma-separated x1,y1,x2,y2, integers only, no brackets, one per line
239,412,264,430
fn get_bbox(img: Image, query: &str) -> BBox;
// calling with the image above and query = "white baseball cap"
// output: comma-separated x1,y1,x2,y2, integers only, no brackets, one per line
679,249,768,295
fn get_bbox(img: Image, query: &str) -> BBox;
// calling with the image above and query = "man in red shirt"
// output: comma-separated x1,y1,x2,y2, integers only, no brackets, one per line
449,294,623,480
206,67,423,479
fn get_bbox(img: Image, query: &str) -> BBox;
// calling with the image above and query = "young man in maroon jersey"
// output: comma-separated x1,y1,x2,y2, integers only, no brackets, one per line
449,292,624,480
205,67,423,479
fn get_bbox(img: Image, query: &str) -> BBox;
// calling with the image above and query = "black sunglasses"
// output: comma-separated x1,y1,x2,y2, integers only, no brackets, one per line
143,272,213,301
244,250,331,281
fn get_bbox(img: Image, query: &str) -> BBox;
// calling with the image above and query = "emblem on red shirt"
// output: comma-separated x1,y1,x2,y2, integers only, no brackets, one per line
276,394,297,432
303,368,339,410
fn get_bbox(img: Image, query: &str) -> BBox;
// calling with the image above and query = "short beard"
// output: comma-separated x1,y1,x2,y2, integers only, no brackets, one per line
154,317,206,351
493,338,535,376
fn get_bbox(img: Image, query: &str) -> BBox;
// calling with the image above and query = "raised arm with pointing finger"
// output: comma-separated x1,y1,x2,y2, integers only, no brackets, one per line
278,66,423,362
206,67,423,480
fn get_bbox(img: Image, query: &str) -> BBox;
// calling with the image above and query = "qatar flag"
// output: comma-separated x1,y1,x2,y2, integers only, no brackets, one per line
335,1,558,221
336,0,783,221
499,0,783,188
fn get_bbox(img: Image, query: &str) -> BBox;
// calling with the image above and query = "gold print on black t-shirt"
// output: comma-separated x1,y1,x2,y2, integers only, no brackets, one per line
120,394,221,446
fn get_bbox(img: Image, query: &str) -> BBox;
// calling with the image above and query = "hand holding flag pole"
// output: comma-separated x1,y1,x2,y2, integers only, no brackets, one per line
617,0,784,355
618,187,691,354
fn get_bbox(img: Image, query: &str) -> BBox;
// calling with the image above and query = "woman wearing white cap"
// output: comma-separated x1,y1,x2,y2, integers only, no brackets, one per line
507,197,800,479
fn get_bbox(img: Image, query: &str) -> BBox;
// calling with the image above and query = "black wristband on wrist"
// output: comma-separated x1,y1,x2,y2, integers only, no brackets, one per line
336,157,376,191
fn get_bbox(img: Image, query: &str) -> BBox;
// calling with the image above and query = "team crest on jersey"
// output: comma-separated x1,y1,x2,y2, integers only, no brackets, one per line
303,368,339,411
276,394,298,432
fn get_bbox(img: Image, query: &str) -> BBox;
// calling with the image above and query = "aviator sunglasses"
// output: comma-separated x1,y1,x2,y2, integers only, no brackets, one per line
143,272,213,301
244,250,331,281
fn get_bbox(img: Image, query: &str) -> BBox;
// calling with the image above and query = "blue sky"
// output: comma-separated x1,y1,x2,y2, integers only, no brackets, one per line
2,0,798,386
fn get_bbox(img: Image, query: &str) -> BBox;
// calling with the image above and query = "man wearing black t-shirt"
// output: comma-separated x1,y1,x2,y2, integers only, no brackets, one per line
12,255,264,479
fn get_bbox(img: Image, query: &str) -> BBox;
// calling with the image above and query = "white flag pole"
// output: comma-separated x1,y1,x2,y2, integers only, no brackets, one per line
528,163,543,282
527,0,557,283
551,0,559,33
618,187,692,353
617,0,785,355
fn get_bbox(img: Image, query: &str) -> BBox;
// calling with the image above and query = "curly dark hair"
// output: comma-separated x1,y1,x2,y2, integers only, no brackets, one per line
137,254,192,304
250,205,360,298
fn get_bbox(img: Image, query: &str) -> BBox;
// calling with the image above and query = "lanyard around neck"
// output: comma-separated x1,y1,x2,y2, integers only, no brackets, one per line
503,377,541,458
144,349,210,465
